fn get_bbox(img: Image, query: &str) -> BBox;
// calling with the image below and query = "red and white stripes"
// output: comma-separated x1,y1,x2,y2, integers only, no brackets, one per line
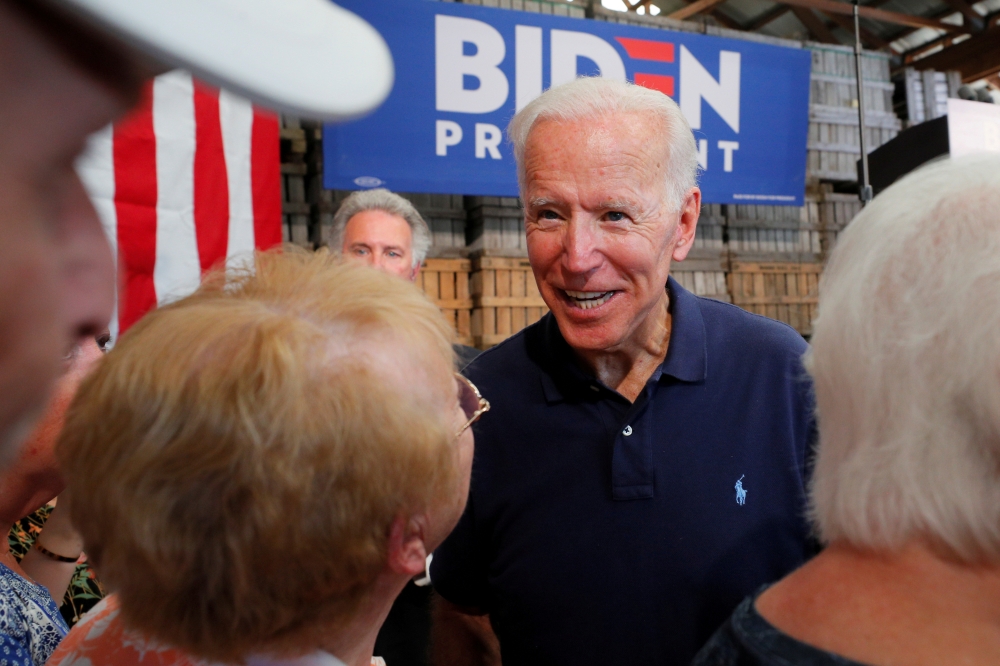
77,71,282,343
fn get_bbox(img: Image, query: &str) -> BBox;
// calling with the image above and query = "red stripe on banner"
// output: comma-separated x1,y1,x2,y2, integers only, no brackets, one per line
193,82,230,273
615,37,674,63
251,110,282,250
635,73,675,98
113,85,158,334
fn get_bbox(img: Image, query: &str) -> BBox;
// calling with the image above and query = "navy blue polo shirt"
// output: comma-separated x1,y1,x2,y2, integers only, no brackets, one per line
431,277,817,665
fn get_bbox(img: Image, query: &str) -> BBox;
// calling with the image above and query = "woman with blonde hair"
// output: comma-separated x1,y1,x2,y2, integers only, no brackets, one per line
47,249,485,666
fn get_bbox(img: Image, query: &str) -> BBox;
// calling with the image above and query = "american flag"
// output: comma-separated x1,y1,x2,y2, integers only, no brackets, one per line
76,70,283,344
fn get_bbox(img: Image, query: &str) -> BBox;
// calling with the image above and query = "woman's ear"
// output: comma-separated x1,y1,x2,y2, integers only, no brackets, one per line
386,514,429,577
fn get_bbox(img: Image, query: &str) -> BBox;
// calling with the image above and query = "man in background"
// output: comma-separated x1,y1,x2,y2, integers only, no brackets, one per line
0,0,391,467
334,188,480,370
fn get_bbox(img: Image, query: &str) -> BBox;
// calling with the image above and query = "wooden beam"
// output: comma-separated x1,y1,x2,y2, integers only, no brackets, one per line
909,26,1000,81
791,6,841,43
939,0,984,31
902,33,961,64
777,0,963,33
668,0,729,21
822,10,895,51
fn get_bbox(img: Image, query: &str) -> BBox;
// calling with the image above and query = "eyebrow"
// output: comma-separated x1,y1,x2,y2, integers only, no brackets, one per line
348,242,405,253
527,197,642,217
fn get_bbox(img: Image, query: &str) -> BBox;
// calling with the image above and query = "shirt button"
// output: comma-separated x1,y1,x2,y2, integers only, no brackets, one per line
622,425,633,436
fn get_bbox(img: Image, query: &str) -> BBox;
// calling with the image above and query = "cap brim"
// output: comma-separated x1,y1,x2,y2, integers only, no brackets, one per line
53,0,394,121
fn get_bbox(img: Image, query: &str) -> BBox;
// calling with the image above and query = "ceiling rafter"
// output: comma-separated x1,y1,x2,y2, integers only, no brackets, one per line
938,0,985,31
790,6,840,42
908,23,1000,81
746,0,897,32
821,10,896,51
668,0,731,21
775,0,964,33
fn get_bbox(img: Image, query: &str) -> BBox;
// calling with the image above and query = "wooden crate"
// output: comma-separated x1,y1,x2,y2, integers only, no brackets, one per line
728,261,821,336
417,258,474,347
465,196,525,252
280,117,311,248
470,253,548,349
672,248,730,302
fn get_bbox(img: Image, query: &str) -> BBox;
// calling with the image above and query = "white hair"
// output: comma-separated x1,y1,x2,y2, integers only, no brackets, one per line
507,77,698,212
331,189,432,267
808,154,1000,562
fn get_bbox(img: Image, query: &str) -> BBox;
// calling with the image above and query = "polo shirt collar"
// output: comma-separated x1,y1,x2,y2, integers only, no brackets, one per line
538,276,708,402
656,276,708,383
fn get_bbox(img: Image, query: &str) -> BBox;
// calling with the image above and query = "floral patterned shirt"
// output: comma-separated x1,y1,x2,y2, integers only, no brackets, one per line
0,561,68,666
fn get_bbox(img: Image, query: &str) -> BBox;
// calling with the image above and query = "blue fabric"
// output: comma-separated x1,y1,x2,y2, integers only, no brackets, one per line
692,590,866,666
0,562,68,666
431,278,817,665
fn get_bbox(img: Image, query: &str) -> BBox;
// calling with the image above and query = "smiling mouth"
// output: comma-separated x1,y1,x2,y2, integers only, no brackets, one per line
563,290,617,310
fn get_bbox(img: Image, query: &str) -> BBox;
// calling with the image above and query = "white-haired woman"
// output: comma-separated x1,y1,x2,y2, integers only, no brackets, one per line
693,154,1000,665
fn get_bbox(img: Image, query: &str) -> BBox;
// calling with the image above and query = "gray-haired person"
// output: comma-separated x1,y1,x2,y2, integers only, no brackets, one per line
430,76,816,665
332,188,432,283
695,155,1000,666
333,188,479,369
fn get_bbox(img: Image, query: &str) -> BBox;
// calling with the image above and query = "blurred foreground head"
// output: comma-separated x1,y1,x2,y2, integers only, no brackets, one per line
58,249,473,661
809,154,1000,562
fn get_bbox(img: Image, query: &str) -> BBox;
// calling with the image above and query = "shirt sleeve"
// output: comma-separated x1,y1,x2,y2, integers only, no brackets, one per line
429,492,490,612
0,632,35,666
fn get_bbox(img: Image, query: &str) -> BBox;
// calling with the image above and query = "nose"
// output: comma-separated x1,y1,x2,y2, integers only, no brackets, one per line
561,217,603,278
59,175,115,342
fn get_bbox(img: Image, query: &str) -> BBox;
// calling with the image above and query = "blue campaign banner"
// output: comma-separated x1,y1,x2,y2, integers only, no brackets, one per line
324,0,811,205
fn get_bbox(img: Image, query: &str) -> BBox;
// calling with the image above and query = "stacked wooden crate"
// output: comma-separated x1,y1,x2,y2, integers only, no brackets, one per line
672,204,729,302
807,45,901,182
411,193,468,255
895,67,961,126
417,258,474,346
279,117,312,248
726,201,824,335
465,196,525,252
469,251,548,349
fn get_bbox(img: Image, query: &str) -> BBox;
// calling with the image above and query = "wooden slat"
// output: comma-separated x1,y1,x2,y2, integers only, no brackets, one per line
668,0,729,21
792,6,841,44
436,299,474,310
778,0,964,33
907,25,1000,81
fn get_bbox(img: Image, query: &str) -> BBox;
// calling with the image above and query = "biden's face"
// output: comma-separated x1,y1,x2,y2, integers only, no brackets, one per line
522,112,699,354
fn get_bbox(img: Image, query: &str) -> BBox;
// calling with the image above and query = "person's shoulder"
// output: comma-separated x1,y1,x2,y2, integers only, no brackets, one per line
693,592,868,666
461,318,546,385
47,596,203,666
695,296,809,361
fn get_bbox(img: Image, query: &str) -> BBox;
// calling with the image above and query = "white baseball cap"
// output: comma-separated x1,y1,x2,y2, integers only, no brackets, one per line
52,0,394,121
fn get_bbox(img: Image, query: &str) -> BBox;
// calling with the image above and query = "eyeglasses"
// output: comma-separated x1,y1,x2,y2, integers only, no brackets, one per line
456,373,490,437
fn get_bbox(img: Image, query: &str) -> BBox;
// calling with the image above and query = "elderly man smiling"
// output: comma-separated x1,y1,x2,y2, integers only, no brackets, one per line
430,77,816,665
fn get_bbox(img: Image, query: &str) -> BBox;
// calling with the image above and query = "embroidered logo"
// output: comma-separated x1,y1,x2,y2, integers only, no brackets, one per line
735,475,747,506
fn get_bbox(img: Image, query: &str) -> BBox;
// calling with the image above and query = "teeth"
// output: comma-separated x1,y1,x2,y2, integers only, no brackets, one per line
564,290,614,310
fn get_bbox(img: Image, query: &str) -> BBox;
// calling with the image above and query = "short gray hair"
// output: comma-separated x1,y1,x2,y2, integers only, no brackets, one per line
331,189,432,266
808,154,1000,562
507,77,698,212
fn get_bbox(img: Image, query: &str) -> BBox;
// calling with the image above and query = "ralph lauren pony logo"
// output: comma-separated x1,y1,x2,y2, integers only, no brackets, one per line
735,475,747,506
